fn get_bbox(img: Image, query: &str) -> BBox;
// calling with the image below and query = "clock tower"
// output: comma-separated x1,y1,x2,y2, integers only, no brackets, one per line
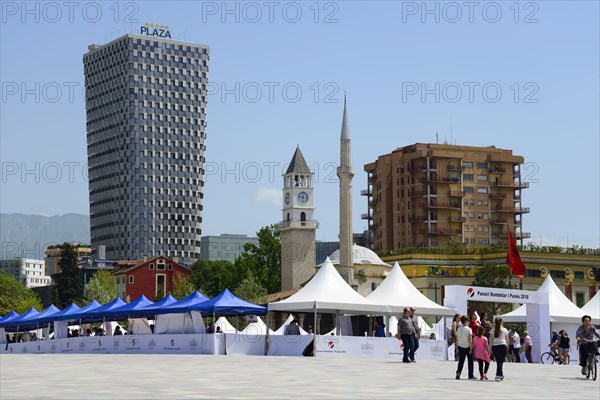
280,146,318,291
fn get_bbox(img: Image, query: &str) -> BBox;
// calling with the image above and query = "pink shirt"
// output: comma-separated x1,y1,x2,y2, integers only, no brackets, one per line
524,335,533,348
473,336,490,361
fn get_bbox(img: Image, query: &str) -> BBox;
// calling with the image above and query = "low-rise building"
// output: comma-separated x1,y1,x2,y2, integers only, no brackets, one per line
112,256,192,301
45,244,92,275
200,234,259,263
0,258,51,288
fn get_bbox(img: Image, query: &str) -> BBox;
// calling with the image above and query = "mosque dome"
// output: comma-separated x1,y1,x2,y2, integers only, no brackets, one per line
327,244,390,266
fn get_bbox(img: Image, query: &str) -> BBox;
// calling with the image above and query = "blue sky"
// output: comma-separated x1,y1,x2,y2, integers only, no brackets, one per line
1,1,599,247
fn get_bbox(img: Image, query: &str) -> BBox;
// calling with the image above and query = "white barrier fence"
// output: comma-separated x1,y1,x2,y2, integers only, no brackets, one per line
315,336,448,360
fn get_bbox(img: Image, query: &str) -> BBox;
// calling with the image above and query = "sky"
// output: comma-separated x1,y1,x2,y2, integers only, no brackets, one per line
1,1,599,248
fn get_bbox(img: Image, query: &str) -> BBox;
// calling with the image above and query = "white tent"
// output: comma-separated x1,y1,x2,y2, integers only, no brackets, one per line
367,262,456,316
241,316,274,336
274,314,308,335
154,311,205,334
268,257,388,315
581,291,600,320
215,316,237,333
497,275,583,324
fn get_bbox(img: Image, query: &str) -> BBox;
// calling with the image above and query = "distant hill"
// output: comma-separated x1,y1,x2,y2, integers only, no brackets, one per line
0,213,90,259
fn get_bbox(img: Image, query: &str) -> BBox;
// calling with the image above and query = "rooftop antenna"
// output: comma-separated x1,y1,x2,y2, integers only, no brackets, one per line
435,131,439,144
450,115,454,145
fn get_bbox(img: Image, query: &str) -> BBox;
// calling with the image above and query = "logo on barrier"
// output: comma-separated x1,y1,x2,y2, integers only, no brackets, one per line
327,341,335,349
400,343,405,349
361,342,374,354
37,345,40,352
66,342,70,349
189,339,198,350
79,341,85,350
132,339,137,347
9,346,13,353
467,287,475,298
170,339,175,347
148,339,156,350
98,340,102,348
50,344,56,353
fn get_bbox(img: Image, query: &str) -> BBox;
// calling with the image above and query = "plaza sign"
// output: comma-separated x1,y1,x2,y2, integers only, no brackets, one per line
141,23,172,39
463,285,541,304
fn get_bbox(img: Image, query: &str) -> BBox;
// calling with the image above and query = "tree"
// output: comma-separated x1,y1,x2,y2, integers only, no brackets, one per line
171,272,196,299
0,271,43,314
84,270,118,304
235,224,281,293
233,274,268,304
53,242,84,307
189,260,235,297
471,265,514,316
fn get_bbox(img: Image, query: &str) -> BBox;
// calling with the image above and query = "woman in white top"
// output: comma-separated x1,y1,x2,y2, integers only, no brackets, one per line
488,317,510,382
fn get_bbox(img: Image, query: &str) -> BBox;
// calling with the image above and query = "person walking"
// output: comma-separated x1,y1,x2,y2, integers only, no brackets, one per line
398,308,416,363
511,328,521,363
410,308,420,360
455,315,477,380
450,313,461,361
489,317,510,382
558,330,570,365
523,331,533,363
474,326,491,380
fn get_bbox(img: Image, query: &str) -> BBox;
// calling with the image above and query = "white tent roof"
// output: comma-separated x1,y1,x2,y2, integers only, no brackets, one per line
274,314,308,335
367,262,457,316
268,257,388,314
580,291,600,320
215,316,237,333
497,275,583,324
241,316,274,335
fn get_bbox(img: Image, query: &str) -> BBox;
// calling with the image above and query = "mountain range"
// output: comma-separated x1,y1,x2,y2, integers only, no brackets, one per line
0,213,90,259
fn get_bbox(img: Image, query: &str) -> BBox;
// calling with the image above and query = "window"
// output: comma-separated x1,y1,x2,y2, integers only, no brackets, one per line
463,200,469,206
484,226,489,232
470,225,474,232
574,271,584,280
157,262,165,270
477,200,482,206
128,275,134,284
575,292,585,307
463,174,474,181
464,162,473,168
477,162,488,169
478,213,483,219
168,264,173,270
478,226,483,232
464,225,469,232
149,263,154,270
156,275,166,298
477,175,487,181
550,270,566,279
477,188,488,194
469,212,474,218
464,187,474,193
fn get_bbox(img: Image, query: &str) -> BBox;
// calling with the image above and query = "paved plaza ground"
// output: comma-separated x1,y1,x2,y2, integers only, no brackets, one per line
1,354,599,399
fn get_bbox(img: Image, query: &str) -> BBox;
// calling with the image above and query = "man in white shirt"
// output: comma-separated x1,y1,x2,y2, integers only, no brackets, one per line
511,328,521,363
455,315,477,380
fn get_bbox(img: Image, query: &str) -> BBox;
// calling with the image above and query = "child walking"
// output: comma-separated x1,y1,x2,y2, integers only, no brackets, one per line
474,325,491,380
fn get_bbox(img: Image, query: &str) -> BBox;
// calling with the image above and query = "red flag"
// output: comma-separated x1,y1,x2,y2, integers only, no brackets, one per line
506,231,525,278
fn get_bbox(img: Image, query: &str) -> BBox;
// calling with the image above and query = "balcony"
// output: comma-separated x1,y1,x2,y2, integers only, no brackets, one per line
492,181,530,189
410,216,428,223
420,201,462,210
490,218,507,224
418,175,459,184
448,216,466,223
515,207,530,213
515,232,531,239
279,220,319,229
360,213,371,220
489,166,507,173
447,190,464,197
368,175,376,183
489,192,506,199
370,221,378,230
408,164,430,172
418,228,462,235
448,164,464,172
409,190,427,197
360,189,372,196
492,206,530,213
368,199,378,207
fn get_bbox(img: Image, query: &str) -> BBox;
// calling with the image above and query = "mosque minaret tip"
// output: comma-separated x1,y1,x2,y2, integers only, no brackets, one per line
337,95,356,287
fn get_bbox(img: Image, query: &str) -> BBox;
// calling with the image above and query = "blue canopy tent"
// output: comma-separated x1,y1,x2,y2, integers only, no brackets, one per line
131,294,178,318
80,297,126,323
0,308,39,331
154,291,209,315
190,289,267,316
0,311,20,326
102,295,154,319
36,303,80,325
13,305,61,331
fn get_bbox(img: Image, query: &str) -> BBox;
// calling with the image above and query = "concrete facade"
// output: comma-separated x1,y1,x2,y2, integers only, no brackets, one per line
200,234,259,263
84,34,210,265
363,143,528,252
0,258,50,288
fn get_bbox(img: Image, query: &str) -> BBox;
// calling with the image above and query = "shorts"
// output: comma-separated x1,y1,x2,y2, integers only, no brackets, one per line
560,348,569,353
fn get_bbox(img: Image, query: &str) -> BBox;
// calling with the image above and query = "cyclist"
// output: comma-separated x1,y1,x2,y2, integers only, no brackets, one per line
550,330,560,358
575,315,600,375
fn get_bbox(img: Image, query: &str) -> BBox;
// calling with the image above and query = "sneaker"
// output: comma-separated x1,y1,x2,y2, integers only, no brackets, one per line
581,366,587,375
411,360,416,363
456,373,460,380
495,376,500,382
469,376,478,380
483,374,488,380
499,376,504,381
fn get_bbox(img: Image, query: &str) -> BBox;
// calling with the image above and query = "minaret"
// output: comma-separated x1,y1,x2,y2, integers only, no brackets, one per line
337,96,355,286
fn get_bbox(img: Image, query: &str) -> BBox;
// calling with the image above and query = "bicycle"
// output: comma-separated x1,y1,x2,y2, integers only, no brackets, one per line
540,345,569,364
582,341,598,381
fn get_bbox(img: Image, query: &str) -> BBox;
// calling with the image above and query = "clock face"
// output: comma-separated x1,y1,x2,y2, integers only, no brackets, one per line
285,193,291,204
298,192,309,204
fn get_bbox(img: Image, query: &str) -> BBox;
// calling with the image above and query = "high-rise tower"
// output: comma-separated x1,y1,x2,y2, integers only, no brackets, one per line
84,34,209,265
280,147,318,291
337,97,355,286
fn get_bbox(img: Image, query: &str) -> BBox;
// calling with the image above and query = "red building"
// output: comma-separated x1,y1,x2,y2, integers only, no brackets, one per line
113,256,192,301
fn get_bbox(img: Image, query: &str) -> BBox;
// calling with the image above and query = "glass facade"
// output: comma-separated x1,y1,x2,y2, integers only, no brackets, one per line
84,34,210,265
